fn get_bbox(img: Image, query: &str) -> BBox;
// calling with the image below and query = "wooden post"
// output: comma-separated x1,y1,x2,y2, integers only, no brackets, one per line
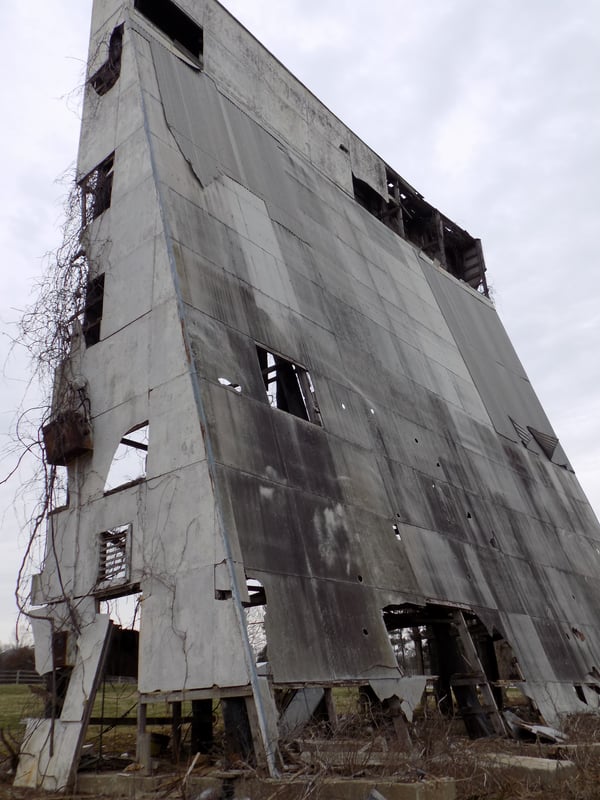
324,688,338,730
412,628,424,674
137,702,151,774
434,210,447,268
244,697,267,769
387,696,412,751
171,701,182,761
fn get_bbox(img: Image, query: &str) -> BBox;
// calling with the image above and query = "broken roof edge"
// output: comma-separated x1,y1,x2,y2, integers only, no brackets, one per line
81,1,485,280
198,0,484,251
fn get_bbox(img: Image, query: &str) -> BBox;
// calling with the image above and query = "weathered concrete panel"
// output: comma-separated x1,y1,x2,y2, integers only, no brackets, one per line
23,0,600,783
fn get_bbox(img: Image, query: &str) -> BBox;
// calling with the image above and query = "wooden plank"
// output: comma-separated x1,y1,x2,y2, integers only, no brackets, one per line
324,688,338,728
172,702,182,759
89,716,192,726
387,696,412,751
136,702,150,774
139,685,252,704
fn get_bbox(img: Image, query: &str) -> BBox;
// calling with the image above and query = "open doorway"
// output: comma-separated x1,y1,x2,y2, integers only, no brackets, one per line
382,604,508,738
82,592,142,769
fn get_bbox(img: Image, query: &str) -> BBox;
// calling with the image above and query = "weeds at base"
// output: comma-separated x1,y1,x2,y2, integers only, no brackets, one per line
4,705,600,799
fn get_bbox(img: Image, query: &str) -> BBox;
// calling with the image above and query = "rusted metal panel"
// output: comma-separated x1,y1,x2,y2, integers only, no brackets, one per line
42,411,93,466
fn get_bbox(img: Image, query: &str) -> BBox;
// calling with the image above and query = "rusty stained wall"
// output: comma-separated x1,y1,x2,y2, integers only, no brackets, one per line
31,0,600,736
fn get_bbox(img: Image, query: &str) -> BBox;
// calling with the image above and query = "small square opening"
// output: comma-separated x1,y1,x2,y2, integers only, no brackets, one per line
256,346,321,425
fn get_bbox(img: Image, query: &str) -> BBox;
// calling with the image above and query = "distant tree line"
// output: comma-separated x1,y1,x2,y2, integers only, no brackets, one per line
0,644,34,671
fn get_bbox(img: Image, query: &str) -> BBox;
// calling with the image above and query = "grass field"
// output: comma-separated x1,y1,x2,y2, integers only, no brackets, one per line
0,682,452,761
0,681,206,762
5,683,600,800
0,685,44,767
7,683,600,800
0,682,142,762
0,685,44,730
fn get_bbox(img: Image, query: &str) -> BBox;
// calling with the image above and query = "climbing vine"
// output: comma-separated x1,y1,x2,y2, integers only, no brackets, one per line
6,169,106,635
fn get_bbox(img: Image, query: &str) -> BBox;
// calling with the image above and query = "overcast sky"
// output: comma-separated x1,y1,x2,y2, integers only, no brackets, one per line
0,0,598,644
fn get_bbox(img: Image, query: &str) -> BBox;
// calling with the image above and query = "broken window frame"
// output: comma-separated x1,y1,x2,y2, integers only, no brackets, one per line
133,0,204,66
82,273,105,347
244,578,267,664
352,174,386,219
99,592,142,633
383,606,430,676
352,167,489,297
96,524,132,594
79,153,115,226
104,423,149,495
256,345,322,426
89,23,124,96
49,465,70,512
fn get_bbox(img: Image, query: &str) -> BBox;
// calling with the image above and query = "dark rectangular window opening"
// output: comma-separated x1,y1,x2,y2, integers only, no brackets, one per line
256,345,322,425
134,0,203,64
80,153,114,225
352,174,386,219
52,631,69,669
82,273,105,347
104,423,149,494
90,24,124,96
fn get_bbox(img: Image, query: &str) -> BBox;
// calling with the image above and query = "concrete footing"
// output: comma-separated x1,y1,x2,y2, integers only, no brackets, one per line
75,772,457,799
483,753,576,787
236,776,456,800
